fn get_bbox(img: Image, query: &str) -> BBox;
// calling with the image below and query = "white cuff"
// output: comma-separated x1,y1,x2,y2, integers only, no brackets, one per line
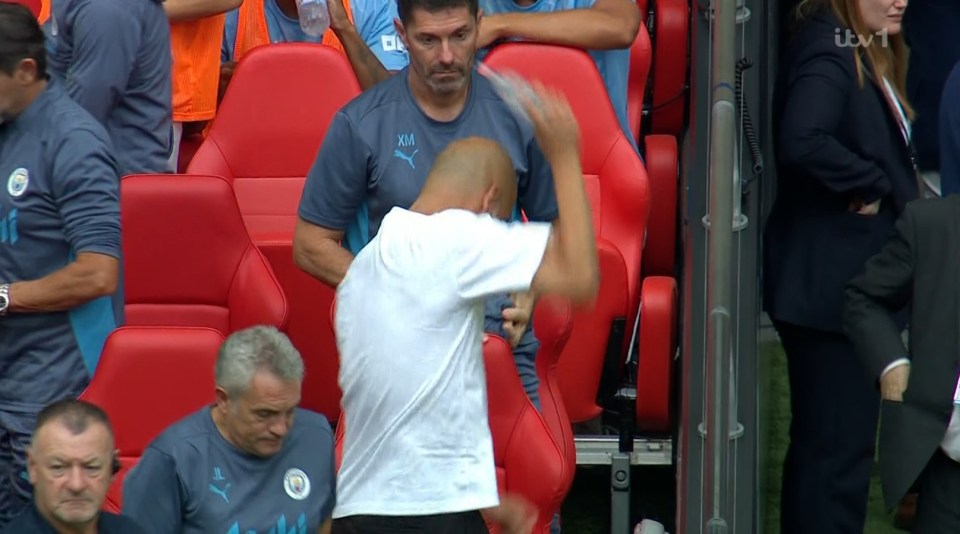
880,358,911,379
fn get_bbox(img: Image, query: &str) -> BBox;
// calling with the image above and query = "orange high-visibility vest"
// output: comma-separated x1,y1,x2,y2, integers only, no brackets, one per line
38,0,49,23
170,16,226,122
233,0,353,62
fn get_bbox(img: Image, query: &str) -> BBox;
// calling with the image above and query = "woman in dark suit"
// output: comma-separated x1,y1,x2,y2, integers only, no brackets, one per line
763,0,916,532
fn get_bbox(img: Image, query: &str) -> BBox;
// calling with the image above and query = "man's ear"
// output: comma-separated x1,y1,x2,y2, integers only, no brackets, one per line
481,185,507,219
26,447,37,485
14,58,39,85
394,18,408,49
214,387,230,413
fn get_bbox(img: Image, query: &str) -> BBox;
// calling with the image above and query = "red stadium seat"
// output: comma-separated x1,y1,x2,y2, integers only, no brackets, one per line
79,326,222,512
334,336,568,533
533,298,576,501
635,276,678,432
187,43,361,421
642,134,678,277
121,174,288,334
484,43,651,423
484,335,567,533
648,0,689,135
626,22,653,144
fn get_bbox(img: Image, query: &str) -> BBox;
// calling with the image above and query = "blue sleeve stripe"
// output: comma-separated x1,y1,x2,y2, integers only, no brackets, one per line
69,295,117,376
343,202,371,256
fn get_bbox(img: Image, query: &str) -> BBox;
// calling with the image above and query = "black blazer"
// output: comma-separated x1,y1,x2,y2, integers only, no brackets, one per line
843,195,960,510
763,8,919,332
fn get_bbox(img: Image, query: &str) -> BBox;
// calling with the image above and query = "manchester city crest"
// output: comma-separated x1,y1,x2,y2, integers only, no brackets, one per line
283,468,311,500
7,168,28,198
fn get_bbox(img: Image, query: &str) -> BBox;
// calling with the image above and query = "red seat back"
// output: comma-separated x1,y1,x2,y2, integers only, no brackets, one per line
78,326,222,512
627,23,653,144
532,299,576,497
121,174,288,334
188,43,361,240
188,44,361,420
484,43,650,422
649,0,689,135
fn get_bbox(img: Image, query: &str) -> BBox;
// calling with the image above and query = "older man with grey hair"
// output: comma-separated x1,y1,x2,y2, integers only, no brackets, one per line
120,326,336,534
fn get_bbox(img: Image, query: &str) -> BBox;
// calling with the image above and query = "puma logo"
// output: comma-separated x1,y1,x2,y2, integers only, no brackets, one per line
209,482,230,503
393,149,418,170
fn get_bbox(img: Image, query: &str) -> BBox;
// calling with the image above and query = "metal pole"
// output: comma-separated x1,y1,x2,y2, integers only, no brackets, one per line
704,0,737,531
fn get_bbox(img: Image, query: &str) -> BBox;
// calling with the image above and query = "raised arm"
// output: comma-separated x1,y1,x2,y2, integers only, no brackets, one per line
524,85,599,302
478,0,641,50
327,0,395,90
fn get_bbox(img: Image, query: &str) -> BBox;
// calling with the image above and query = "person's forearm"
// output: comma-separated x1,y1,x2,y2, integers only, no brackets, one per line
550,153,599,296
8,255,118,313
294,240,355,288
164,0,243,21
488,8,639,50
332,25,393,90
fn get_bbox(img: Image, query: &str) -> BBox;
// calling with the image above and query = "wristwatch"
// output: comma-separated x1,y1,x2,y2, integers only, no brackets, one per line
0,284,9,317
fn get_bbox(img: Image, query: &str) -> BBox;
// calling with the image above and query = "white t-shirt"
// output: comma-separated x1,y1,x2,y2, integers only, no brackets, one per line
333,207,551,518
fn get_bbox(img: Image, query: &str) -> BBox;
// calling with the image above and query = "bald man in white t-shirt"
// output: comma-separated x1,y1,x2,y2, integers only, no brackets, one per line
333,87,598,534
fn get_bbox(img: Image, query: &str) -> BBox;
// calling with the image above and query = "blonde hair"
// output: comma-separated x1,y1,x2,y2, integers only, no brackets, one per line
794,0,914,119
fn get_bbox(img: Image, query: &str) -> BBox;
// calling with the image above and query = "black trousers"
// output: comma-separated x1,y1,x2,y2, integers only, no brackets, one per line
774,322,880,534
914,449,960,533
331,511,488,534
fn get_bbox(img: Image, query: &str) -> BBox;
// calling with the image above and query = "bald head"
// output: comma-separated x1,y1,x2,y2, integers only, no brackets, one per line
414,137,518,219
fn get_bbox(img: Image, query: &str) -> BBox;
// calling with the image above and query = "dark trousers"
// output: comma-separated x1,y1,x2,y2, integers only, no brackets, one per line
331,511,489,534
775,322,880,534
914,449,960,533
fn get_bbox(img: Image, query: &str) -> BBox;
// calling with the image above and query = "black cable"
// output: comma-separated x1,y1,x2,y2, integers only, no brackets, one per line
735,57,764,186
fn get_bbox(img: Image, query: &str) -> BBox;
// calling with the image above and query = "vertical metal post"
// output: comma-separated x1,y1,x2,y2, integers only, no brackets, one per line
703,0,737,532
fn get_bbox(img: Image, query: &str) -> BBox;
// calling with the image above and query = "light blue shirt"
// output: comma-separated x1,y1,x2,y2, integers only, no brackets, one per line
479,0,637,151
222,0,408,70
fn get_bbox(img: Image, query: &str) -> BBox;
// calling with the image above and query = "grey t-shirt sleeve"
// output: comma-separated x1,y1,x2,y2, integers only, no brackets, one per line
51,129,121,258
121,447,184,534
297,111,371,231
520,139,560,223
63,1,141,123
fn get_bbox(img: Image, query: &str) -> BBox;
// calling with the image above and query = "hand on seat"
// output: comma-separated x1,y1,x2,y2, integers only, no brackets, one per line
502,291,535,347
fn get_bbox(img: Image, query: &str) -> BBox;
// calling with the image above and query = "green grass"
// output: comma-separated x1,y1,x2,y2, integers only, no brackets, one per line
555,340,905,533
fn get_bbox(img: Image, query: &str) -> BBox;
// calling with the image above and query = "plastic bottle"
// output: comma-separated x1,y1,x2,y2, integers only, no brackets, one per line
296,0,330,38
477,63,542,125
634,519,667,534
